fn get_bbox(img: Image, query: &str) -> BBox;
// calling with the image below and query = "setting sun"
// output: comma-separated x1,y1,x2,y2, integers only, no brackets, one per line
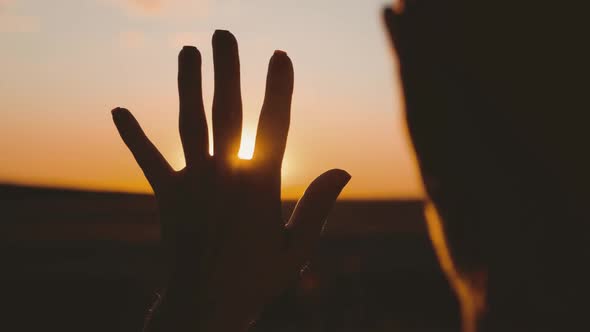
238,130,256,160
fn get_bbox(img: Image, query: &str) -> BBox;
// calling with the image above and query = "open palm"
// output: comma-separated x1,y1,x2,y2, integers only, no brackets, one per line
112,30,350,332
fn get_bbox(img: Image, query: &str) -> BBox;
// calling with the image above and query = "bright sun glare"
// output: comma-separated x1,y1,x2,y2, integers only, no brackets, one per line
238,131,256,160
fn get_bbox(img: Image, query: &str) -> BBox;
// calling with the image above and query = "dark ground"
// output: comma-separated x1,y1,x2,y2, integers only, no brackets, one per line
0,184,460,332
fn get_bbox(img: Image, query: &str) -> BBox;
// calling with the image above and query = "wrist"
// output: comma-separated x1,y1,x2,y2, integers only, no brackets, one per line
145,286,202,332
147,282,254,332
204,302,254,332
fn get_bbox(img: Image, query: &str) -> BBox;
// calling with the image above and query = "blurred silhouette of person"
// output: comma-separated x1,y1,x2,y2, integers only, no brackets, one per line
384,1,589,331
111,30,350,332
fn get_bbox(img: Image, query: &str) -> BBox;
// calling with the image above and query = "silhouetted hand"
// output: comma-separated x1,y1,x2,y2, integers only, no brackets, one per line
111,30,350,332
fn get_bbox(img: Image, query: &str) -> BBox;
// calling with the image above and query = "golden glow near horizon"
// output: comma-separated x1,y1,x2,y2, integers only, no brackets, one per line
0,0,423,199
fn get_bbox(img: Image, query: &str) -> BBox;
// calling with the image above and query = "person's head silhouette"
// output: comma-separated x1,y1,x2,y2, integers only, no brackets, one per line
384,2,589,331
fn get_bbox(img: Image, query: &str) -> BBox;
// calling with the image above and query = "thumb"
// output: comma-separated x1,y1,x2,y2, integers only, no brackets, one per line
285,169,351,267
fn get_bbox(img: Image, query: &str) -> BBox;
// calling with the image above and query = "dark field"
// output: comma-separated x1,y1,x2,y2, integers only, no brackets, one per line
0,184,460,332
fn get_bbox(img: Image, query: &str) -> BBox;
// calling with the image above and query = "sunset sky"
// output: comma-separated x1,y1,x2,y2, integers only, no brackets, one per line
0,0,423,199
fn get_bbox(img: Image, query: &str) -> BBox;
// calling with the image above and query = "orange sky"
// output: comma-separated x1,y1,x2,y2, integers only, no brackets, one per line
0,0,423,199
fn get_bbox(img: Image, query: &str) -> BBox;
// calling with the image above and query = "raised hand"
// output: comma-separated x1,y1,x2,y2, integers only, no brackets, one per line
111,30,350,332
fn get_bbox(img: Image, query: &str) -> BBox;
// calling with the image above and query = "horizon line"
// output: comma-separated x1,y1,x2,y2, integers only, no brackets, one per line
0,181,424,202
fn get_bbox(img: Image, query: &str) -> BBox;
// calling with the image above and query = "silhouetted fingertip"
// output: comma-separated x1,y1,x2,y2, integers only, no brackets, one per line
179,45,200,58
178,48,201,84
212,30,239,62
182,45,197,51
111,107,125,119
111,109,128,134
272,50,290,62
214,29,230,35
330,169,352,186
268,51,293,82
310,169,351,194
111,110,120,126
272,50,292,67
326,168,351,180
212,29,236,44
112,107,129,114
180,45,199,59
112,108,135,126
